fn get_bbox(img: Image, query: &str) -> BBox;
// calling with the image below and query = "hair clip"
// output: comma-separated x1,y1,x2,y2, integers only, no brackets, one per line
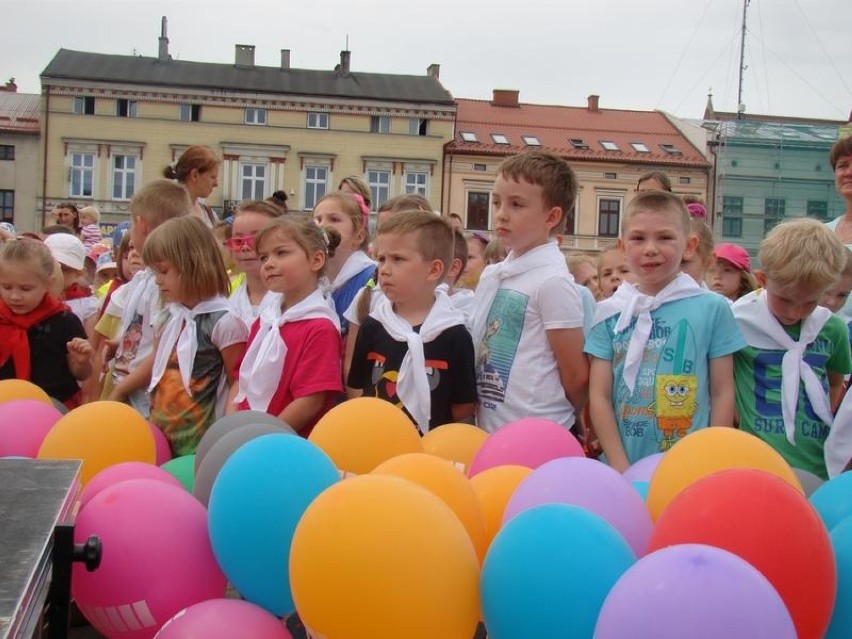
319,225,331,251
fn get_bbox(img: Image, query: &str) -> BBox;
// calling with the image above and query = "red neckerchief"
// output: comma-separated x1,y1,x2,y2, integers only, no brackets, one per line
63,282,93,300
0,294,68,380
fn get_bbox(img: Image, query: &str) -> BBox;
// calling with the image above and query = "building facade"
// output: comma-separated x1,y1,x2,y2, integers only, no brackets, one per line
0,82,40,232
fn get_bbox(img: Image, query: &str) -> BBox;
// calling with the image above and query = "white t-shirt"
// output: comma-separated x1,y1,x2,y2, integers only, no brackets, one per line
66,295,100,324
228,280,281,330
825,217,852,322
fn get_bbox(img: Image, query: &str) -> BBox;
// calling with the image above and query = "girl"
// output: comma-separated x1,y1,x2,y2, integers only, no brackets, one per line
707,242,756,302
139,216,248,456
163,145,220,227
338,175,372,211
312,191,375,336
567,253,601,299
460,231,489,291
231,217,343,435
44,233,99,336
681,219,714,287
598,247,635,299
0,239,92,407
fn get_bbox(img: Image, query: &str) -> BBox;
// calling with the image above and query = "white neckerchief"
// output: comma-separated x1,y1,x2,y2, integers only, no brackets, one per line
149,296,231,393
594,273,704,394
370,290,465,433
117,268,155,349
229,280,280,326
329,250,375,292
827,385,852,478
733,289,834,450
235,289,340,412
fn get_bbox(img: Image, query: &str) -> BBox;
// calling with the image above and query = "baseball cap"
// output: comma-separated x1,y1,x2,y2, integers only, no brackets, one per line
44,234,86,271
714,243,751,272
96,250,117,274
111,221,130,248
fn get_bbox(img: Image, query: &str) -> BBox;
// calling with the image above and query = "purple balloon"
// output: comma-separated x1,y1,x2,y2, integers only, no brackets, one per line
594,544,797,639
503,457,652,556
622,452,665,482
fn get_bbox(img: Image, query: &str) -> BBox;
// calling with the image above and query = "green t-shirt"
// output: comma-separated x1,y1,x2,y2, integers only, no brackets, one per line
734,314,852,479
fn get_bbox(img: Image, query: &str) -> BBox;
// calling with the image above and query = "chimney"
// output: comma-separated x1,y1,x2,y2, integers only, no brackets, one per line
491,89,520,108
235,44,255,67
280,49,291,70
427,63,440,80
587,94,600,112
339,50,351,76
158,16,169,61
0,78,17,93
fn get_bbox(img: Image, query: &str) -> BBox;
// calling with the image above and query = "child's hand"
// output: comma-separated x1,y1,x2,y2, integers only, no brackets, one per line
67,337,93,365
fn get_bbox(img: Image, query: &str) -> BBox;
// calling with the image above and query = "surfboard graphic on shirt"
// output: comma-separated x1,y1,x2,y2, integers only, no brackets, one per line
653,318,698,452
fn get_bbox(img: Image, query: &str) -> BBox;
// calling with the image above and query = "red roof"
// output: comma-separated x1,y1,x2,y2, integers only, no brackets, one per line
0,92,40,134
449,97,709,168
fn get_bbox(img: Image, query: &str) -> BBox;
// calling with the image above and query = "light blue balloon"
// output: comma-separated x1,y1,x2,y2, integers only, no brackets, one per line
810,471,852,531
826,517,852,639
631,480,650,501
481,503,636,639
207,434,340,616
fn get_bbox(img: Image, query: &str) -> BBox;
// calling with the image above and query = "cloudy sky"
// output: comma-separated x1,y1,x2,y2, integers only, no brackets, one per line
3,0,851,120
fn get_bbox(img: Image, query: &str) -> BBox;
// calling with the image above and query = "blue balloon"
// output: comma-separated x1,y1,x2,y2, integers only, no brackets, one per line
481,504,635,639
208,434,340,616
631,480,650,501
810,471,852,531
826,517,852,639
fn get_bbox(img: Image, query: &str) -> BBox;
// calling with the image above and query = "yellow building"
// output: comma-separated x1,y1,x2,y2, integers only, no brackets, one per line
0,82,40,232
37,21,455,231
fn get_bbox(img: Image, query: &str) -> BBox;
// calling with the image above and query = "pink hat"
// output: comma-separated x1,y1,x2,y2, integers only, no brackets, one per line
714,243,751,272
686,202,707,219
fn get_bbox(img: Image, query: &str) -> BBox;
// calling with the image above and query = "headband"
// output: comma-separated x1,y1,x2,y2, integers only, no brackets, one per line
350,193,370,229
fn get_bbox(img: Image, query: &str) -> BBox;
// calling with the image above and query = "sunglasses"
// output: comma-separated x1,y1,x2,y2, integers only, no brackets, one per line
224,235,256,251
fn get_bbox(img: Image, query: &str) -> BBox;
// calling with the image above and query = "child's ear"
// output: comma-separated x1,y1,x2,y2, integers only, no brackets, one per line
310,250,325,273
616,238,625,253
754,269,767,287
427,258,445,283
682,233,699,261
545,206,563,232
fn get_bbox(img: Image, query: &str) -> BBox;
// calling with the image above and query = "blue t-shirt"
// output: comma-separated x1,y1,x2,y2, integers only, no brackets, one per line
332,265,375,337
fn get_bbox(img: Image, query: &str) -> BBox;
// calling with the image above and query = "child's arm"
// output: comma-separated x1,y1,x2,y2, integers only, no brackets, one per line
450,403,476,424
66,337,93,381
344,324,361,398
830,370,847,413
708,354,736,427
588,356,630,473
279,392,329,433
547,327,589,413
225,381,240,415
108,352,154,401
220,342,245,414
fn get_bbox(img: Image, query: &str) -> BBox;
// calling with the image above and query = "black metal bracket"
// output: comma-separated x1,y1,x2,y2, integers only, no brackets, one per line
44,524,102,639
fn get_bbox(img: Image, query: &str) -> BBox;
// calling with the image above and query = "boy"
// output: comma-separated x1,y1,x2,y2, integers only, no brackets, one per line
470,150,587,433
347,211,477,432
821,250,852,316
585,191,744,471
598,246,635,299
734,218,852,479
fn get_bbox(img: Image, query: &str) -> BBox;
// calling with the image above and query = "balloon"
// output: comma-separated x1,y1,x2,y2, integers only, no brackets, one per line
648,468,835,639
422,422,488,473
646,427,801,520
155,599,291,639
595,544,796,639
148,423,172,466
504,457,652,556
290,475,480,639
0,379,52,405
308,397,422,475
194,410,292,473
810,471,852,531
208,434,339,616
632,480,650,500
73,479,226,639
622,452,664,482
827,517,852,639
161,455,195,493
194,423,291,506
373,453,487,563
469,465,533,551
80,462,182,509
38,401,155,485
793,467,824,497
467,417,584,477
0,399,63,458
481,504,635,639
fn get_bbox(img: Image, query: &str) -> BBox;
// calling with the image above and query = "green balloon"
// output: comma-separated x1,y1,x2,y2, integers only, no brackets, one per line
161,454,196,492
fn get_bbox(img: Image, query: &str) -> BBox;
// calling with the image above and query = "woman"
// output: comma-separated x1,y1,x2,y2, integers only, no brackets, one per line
163,145,220,227
825,135,852,319
50,202,82,236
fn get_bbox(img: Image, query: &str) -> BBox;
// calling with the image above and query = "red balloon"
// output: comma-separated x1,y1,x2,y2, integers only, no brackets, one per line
648,469,835,639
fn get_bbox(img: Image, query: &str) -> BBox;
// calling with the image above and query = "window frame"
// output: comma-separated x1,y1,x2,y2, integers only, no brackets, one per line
597,198,621,237
240,162,268,200
69,151,96,198
111,153,138,201
460,131,478,143
370,116,391,134
0,145,14,161
73,96,95,115
179,103,201,122
569,138,589,150
491,133,510,145
367,169,392,208
0,190,13,223
409,118,429,136
115,98,138,118
303,164,329,210
404,171,428,196
522,135,541,146
764,197,786,233
307,112,329,129
245,108,268,126
660,144,683,156
600,140,620,151
466,190,491,231
722,196,744,238
630,142,650,153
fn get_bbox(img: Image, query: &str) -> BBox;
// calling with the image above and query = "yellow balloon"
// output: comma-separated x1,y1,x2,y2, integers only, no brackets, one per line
373,453,488,564
290,475,480,639
309,397,422,475
470,465,533,551
38,401,156,485
422,422,488,474
0,379,52,405
647,427,802,520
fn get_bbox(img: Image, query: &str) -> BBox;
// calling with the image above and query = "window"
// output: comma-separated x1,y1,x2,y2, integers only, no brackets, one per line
473,163,487,172
660,144,682,156
631,142,650,153
307,112,329,129
179,104,201,122
245,108,267,125
491,133,510,145
115,99,137,118
370,116,391,134
409,118,429,136
112,155,137,200
522,135,541,146
303,165,328,210
604,172,617,180
73,96,95,115
460,131,478,143
807,200,829,221
404,171,428,196
722,196,743,237
367,170,391,208
241,164,267,200
0,190,13,223
678,176,691,185
598,199,620,237
467,191,490,231
70,152,95,198
764,197,785,233
0,145,13,161
570,138,589,149
600,140,620,151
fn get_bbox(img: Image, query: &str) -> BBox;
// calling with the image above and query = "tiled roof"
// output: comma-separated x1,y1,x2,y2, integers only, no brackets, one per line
0,92,40,133
41,49,455,106
450,98,709,168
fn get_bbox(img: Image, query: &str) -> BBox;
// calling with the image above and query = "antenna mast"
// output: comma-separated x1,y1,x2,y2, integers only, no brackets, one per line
737,0,750,119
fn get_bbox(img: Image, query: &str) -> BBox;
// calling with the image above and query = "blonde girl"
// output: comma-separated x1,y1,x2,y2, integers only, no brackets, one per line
460,231,489,291
681,219,714,287
231,217,343,435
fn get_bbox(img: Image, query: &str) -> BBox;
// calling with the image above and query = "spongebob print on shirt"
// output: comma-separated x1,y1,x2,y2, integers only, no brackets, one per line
477,289,528,405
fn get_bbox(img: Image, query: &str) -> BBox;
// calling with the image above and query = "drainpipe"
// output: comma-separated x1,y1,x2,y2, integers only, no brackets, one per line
41,85,51,228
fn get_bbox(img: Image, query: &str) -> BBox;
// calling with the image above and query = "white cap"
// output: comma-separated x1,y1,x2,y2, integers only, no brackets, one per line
44,233,86,271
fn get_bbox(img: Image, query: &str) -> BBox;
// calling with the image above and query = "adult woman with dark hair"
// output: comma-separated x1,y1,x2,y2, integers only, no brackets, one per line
50,202,82,236
824,136,852,319
636,171,672,193
163,145,220,227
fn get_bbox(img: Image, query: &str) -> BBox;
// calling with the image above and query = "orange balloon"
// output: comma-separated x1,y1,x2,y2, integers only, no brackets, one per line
647,427,802,520
290,475,480,639
0,379,52,405
373,453,488,564
422,422,488,474
38,401,156,485
309,397,422,475
470,465,533,551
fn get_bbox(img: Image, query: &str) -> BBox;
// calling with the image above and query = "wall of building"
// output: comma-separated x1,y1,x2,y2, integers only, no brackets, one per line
0,131,40,231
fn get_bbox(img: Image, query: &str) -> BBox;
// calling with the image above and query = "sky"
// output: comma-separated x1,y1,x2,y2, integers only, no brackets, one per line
3,0,851,121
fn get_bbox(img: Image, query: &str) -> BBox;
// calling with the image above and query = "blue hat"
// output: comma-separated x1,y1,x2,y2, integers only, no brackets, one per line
111,221,130,247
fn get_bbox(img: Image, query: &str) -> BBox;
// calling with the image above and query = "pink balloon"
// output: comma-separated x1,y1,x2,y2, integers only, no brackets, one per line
0,400,63,458
468,418,585,477
79,462,183,509
622,453,665,483
73,479,227,639
155,599,291,639
148,422,173,466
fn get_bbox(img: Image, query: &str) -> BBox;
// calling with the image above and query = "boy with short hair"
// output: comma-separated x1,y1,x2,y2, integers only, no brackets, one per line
734,218,852,479
444,229,474,322
586,191,745,471
347,210,477,432
470,150,588,433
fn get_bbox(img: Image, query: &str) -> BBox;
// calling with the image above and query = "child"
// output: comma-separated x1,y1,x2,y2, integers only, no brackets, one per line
821,250,852,315
44,233,99,336
636,171,672,192
598,246,634,299
681,218,714,286
460,231,489,291
338,175,373,211
143,217,248,456
212,221,236,274
231,218,343,435
707,242,756,302
567,253,601,300
733,218,852,479
443,229,475,322
483,237,507,265
0,239,92,407
585,191,745,471
470,150,587,433
78,205,103,250
348,211,476,432
94,251,118,296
